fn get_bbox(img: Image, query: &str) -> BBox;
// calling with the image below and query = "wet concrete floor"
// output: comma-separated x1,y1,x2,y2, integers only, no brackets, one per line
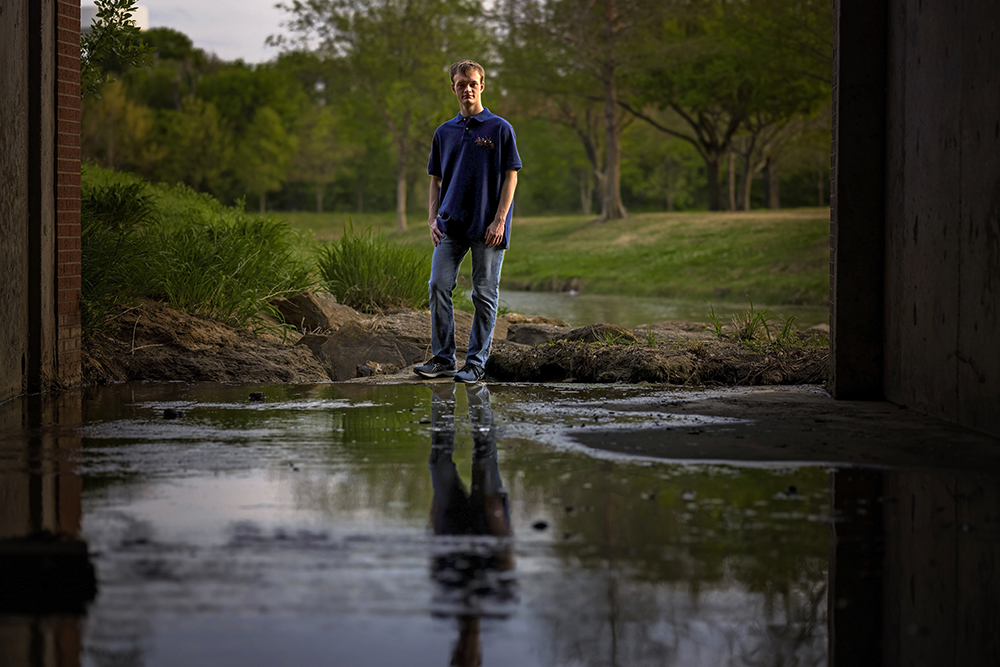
1,382,998,666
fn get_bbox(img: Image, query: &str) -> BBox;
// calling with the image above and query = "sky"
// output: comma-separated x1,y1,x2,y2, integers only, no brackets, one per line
83,1,290,63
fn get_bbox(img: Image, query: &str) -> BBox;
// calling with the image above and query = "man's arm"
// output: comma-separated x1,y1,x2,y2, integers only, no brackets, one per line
485,169,518,247
428,175,444,246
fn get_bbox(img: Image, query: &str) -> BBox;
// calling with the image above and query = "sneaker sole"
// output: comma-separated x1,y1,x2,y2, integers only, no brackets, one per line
414,368,456,378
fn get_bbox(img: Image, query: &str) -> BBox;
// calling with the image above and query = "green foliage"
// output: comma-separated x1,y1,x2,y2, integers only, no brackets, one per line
81,182,157,333
706,304,726,340
316,224,430,312
706,296,805,350
285,207,831,307
729,296,774,343
81,166,314,333
80,2,835,217
145,211,313,325
644,325,659,347
274,0,485,230
154,97,232,191
81,0,152,97
234,107,297,212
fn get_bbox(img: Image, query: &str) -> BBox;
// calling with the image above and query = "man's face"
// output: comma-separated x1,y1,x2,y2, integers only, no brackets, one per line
451,69,484,111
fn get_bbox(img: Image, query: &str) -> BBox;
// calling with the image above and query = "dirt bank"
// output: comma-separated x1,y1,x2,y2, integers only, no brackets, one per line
82,297,829,387
82,301,329,385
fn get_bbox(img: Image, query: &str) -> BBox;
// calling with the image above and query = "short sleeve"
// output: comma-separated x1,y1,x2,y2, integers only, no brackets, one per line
428,131,442,177
502,124,521,172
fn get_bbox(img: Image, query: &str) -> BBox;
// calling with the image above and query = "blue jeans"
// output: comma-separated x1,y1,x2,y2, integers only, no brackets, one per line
428,235,504,369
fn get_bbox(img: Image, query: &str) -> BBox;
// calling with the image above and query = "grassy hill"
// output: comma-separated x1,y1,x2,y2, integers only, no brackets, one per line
282,208,831,308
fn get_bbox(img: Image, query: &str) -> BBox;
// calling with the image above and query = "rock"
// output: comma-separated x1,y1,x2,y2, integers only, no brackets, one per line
375,309,508,348
562,323,642,344
253,311,303,344
297,307,517,381
356,361,399,377
506,322,642,346
249,392,265,402
506,323,573,346
298,321,428,381
271,292,363,333
487,339,700,383
503,313,571,327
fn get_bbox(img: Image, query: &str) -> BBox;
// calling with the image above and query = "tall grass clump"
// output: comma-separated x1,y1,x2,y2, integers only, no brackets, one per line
317,224,430,312
145,210,313,325
81,166,313,332
81,182,157,334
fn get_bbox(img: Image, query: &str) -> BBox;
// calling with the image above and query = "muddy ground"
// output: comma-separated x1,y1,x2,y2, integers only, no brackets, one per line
82,297,830,387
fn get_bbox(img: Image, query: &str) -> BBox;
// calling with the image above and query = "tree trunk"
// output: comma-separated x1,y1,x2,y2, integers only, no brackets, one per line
316,182,324,214
740,157,753,211
600,73,627,221
580,173,593,216
765,159,780,209
259,192,266,215
706,155,722,211
357,179,364,213
727,150,736,211
599,5,626,222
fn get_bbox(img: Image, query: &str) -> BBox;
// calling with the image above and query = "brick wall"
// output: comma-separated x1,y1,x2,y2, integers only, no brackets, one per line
55,0,81,385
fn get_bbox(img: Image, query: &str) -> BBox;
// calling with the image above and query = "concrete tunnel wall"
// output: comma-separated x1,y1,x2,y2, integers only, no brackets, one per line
0,0,83,403
833,0,1000,437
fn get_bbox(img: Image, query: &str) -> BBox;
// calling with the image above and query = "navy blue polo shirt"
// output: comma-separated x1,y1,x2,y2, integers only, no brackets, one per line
428,108,521,249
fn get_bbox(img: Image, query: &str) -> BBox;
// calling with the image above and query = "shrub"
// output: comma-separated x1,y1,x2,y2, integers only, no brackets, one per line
81,166,313,333
145,211,314,325
317,224,430,312
81,182,157,334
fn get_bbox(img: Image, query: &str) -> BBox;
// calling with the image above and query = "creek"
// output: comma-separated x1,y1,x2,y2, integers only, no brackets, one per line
2,381,997,666
497,290,829,329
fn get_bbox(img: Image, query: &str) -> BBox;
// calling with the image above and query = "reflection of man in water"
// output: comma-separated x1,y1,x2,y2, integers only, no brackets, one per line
428,383,515,667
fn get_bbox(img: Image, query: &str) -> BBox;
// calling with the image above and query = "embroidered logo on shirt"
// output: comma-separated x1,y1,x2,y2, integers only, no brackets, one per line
475,137,495,150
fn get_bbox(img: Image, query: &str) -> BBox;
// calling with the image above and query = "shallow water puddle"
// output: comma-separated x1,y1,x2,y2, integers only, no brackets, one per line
2,382,998,666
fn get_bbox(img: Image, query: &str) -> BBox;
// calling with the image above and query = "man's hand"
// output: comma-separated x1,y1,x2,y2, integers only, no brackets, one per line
485,218,505,247
429,218,445,246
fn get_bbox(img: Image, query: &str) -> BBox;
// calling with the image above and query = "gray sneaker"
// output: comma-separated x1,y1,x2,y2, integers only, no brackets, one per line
454,364,485,383
414,359,456,378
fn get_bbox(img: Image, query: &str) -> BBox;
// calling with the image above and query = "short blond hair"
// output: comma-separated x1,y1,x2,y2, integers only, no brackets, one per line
449,60,485,84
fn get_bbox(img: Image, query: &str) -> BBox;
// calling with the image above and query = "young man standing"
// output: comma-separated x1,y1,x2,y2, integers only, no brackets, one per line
414,60,521,383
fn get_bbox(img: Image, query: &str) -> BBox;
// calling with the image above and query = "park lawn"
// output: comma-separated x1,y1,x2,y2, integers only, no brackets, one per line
280,207,831,307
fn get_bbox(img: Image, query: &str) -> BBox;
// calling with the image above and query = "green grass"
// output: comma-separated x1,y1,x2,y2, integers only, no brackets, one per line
282,208,831,307
316,224,430,313
82,166,314,334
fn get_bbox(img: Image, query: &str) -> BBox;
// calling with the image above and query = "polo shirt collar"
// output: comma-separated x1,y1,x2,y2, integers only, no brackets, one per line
455,108,493,125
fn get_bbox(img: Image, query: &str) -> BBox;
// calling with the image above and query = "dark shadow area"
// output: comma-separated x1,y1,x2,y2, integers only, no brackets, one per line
0,393,96,666
830,468,1000,666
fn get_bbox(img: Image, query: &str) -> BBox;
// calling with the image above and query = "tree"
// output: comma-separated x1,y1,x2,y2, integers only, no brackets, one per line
621,0,831,211
81,80,162,172
290,105,360,213
81,0,152,97
198,63,308,137
234,107,297,213
274,0,484,232
496,0,655,221
155,97,232,192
